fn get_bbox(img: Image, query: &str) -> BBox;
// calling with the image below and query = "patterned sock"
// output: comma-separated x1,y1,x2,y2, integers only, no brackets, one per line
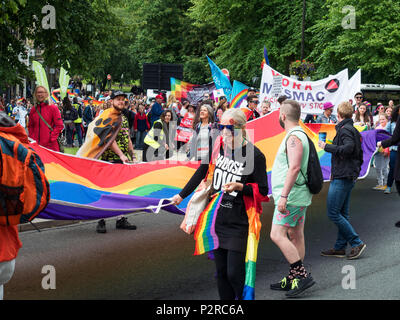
288,260,308,279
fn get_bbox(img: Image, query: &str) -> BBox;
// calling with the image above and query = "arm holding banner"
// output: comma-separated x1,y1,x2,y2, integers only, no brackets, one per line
380,116,400,149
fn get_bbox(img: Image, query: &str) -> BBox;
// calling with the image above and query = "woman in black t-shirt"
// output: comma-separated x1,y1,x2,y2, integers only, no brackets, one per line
171,108,268,300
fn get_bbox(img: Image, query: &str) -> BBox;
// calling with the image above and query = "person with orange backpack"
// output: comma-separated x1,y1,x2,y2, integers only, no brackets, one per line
0,111,50,299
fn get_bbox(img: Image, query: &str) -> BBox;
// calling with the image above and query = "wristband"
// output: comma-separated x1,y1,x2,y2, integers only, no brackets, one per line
280,195,288,199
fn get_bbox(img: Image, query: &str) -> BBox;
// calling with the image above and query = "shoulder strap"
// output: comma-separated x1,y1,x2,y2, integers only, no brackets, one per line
36,107,53,132
284,129,309,184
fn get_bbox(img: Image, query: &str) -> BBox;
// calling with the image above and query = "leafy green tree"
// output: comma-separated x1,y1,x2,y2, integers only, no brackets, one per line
189,0,326,85
0,0,117,88
309,0,400,83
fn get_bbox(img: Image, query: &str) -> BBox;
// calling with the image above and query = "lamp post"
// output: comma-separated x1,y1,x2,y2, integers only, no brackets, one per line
301,0,306,61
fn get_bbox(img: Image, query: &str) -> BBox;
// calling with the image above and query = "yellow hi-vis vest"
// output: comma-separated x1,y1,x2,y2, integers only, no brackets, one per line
73,104,82,124
144,119,164,149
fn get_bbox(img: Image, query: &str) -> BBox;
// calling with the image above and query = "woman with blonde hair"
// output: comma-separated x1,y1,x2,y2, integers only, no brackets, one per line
171,108,268,300
28,85,64,151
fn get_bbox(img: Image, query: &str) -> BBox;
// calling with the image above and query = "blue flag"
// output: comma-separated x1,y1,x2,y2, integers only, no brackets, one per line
264,46,270,66
206,56,232,101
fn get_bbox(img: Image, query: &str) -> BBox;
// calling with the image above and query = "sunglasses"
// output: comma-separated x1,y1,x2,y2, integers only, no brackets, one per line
250,100,259,104
355,96,363,99
218,124,234,132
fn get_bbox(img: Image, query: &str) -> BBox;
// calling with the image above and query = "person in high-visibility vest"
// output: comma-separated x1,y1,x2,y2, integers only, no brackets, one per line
143,110,175,162
72,97,83,147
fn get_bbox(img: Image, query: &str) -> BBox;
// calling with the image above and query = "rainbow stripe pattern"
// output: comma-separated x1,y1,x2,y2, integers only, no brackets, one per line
32,142,200,220
230,80,249,107
170,78,196,101
193,191,223,255
32,110,378,221
231,89,248,109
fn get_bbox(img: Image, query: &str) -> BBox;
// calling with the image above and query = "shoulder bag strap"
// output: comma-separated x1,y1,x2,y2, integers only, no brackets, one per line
284,129,308,185
36,107,53,132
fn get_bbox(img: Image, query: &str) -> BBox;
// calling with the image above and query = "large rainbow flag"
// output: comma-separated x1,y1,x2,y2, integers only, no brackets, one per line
32,110,388,221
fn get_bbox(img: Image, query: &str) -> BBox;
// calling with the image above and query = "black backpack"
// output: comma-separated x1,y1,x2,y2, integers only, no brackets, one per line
285,130,324,194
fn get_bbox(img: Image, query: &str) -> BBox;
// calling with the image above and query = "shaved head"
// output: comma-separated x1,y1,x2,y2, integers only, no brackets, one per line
281,100,301,122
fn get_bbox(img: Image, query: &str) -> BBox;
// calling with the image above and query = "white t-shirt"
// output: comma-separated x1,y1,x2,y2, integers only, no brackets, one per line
14,106,28,128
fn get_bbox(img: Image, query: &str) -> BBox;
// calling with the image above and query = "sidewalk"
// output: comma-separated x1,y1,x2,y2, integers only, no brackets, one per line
18,218,80,232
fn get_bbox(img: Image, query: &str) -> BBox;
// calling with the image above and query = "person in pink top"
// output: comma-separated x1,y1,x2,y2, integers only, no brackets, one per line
28,86,64,151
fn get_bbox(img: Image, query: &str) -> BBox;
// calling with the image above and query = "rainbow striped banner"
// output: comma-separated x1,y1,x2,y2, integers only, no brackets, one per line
193,191,223,255
32,110,380,222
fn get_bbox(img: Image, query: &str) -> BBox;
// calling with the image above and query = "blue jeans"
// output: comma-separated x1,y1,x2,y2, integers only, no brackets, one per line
327,178,363,250
135,131,147,150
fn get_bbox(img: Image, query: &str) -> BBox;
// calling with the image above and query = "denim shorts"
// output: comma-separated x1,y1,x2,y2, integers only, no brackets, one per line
272,205,307,227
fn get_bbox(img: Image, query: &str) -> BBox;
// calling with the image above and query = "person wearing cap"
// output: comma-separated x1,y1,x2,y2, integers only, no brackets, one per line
239,87,258,110
149,94,164,127
88,91,137,233
316,102,338,124
373,103,386,128
241,96,260,121
352,92,364,112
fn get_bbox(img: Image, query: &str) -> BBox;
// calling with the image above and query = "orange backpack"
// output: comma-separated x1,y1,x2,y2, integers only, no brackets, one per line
0,123,50,226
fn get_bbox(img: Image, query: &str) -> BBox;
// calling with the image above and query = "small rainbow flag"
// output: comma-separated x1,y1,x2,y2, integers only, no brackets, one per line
231,89,248,109
50,92,59,103
193,191,223,255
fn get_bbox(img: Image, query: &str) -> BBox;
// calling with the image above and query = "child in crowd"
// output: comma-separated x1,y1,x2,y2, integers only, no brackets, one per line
373,114,390,190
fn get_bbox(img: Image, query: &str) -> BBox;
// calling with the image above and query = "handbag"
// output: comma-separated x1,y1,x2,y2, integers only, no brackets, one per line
181,164,216,232
36,107,64,153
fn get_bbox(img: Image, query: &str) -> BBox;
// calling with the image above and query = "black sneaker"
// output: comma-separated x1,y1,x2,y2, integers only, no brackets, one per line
116,217,137,230
395,221,400,228
96,219,106,233
270,277,291,291
285,275,315,298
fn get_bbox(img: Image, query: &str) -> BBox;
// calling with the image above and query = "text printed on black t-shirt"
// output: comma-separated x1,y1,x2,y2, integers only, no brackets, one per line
213,154,245,197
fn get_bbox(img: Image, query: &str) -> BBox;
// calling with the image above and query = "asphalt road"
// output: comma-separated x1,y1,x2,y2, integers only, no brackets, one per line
4,172,400,300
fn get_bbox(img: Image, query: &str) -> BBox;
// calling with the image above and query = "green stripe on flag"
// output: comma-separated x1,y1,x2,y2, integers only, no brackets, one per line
245,260,257,288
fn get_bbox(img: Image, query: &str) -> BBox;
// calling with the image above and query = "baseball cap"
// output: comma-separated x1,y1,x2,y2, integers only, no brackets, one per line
155,94,164,101
111,91,127,99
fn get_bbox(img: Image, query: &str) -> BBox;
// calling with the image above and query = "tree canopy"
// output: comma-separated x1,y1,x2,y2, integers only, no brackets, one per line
2,0,400,89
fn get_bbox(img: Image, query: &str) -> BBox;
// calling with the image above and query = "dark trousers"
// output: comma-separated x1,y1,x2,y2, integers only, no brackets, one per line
75,123,83,146
387,150,398,188
65,123,74,146
213,248,246,300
